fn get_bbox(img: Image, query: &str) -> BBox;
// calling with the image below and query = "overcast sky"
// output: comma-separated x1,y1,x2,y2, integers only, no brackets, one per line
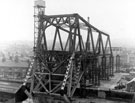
0,0,135,47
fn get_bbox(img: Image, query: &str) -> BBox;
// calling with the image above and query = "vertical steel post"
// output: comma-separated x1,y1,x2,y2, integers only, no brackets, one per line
110,55,114,76
116,55,120,72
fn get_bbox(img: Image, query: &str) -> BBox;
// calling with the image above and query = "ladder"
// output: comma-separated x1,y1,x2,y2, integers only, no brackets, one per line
23,59,34,86
61,53,75,90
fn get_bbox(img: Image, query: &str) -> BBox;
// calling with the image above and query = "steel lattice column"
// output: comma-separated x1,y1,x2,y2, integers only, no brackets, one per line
109,55,114,76
101,56,109,80
116,55,120,72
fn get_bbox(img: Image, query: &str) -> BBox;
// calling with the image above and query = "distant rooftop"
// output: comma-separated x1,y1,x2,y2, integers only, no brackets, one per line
0,61,29,68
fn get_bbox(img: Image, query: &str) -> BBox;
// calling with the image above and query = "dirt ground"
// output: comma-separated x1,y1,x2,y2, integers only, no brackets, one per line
99,73,129,90
73,97,128,103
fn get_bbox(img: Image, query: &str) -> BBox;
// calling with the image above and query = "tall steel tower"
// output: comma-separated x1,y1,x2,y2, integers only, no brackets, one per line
34,0,45,52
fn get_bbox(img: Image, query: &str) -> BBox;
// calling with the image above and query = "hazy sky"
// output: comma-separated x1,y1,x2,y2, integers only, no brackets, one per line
0,0,135,47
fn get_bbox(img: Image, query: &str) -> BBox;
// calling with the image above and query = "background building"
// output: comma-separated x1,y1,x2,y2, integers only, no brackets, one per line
0,61,29,80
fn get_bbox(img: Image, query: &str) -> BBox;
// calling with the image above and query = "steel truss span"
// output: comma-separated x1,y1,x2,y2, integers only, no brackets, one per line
30,12,114,98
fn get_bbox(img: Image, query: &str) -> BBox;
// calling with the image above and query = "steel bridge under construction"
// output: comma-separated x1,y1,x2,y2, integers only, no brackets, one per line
0,1,121,103
27,3,114,102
